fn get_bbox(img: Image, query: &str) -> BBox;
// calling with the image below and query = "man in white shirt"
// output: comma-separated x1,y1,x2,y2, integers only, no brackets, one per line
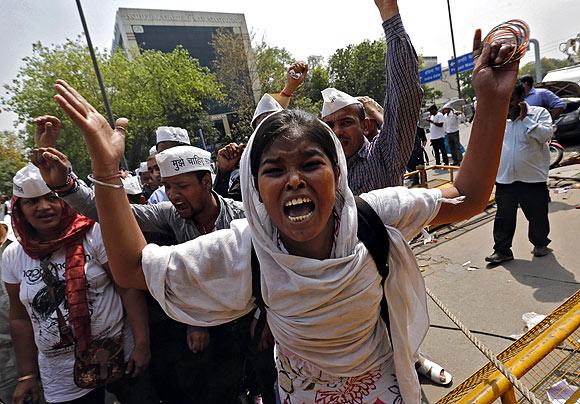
442,103,465,165
426,104,449,166
486,83,554,264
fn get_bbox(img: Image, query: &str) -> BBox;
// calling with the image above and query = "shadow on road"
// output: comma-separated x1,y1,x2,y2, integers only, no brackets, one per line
491,253,578,303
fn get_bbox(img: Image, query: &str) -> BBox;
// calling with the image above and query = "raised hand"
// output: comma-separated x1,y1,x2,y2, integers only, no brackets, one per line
285,62,308,94
374,0,399,22
33,115,61,148
30,147,69,188
216,143,244,173
53,79,126,177
471,30,519,103
357,96,384,123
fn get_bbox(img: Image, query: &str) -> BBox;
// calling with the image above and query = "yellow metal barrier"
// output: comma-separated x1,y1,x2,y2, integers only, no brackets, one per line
437,290,580,403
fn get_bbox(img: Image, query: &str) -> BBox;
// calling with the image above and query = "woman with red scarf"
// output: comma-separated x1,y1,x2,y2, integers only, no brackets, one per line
2,164,155,404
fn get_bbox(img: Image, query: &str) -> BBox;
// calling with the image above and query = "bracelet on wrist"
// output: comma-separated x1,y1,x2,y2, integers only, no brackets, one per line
17,374,36,383
57,177,79,197
92,171,123,181
87,174,124,189
280,90,293,98
49,175,73,192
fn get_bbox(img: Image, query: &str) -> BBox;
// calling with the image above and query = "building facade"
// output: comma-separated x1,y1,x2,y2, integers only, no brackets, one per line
112,8,261,135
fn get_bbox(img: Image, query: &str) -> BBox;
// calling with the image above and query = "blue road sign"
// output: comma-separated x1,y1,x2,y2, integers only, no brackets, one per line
419,64,442,84
448,52,474,75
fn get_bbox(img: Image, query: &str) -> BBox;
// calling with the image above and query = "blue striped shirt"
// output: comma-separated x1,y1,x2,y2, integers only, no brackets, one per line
347,14,423,196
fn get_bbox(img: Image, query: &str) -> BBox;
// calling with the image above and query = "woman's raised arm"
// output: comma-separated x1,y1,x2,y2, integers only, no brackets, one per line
52,80,147,289
431,30,520,227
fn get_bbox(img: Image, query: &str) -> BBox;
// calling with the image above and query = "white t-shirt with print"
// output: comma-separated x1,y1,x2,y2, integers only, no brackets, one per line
429,112,446,139
1,223,132,403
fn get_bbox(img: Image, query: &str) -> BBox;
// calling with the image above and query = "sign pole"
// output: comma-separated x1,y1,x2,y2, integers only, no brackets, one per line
446,0,462,99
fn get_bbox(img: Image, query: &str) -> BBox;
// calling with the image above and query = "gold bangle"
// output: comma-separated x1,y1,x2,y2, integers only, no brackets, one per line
17,374,35,383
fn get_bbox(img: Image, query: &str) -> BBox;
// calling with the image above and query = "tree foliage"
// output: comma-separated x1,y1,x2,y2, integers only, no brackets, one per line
0,131,27,196
212,29,257,141
2,38,225,178
519,57,576,80
328,40,387,103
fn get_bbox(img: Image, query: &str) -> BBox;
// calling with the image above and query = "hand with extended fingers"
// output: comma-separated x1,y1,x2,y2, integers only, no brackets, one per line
30,147,69,188
34,115,61,148
53,79,126,177
471,30,519,102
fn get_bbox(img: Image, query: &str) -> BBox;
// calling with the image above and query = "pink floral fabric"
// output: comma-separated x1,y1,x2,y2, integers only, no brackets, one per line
276,345,403,404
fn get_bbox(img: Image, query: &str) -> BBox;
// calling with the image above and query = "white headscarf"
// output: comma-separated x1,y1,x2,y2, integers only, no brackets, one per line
239,111,429,403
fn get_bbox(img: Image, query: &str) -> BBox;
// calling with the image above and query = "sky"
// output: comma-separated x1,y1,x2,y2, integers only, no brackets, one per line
1,0,579,131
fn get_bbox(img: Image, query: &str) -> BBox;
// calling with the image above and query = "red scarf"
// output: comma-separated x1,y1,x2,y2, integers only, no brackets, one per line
12,196,95,352
10,196,95,260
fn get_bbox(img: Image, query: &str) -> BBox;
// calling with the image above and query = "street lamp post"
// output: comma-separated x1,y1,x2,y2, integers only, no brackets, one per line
446,0,462,99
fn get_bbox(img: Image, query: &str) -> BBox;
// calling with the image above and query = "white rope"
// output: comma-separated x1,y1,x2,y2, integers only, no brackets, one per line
425,287,542,404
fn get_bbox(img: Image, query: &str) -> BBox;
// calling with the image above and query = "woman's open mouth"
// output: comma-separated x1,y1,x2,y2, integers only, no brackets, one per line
283,197,315,223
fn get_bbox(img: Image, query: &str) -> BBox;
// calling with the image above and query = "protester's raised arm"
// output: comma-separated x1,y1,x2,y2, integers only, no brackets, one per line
431,31,519,226
372,0,423,181
53,79,147,289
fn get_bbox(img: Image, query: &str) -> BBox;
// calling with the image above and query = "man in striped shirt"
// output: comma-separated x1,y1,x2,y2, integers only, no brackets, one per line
320,0,452,386
321,1,423,195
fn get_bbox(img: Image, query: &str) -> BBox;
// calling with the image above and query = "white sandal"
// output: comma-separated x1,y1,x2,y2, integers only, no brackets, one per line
416,357,453,386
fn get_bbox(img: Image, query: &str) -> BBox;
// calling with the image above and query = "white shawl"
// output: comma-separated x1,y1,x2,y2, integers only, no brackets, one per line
142,112,442,403
240,114,438,404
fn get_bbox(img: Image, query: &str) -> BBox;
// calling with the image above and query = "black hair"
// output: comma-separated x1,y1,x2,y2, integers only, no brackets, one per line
513,82,526,98
354,103,366,121
250,109,339,182
519,75,534,87
195,170,210,183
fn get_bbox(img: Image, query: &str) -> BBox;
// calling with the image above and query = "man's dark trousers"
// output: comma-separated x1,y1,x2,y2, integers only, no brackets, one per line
431,138,449,165
493,181,551,255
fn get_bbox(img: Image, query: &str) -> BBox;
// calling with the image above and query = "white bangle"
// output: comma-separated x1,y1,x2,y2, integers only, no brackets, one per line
87,174,124,189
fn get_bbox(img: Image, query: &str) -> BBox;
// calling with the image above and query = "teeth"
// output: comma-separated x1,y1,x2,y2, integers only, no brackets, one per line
284,197,312,207
288,212,313,222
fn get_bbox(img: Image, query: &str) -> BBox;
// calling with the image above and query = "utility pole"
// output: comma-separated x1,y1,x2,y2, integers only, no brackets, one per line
446,0,462,99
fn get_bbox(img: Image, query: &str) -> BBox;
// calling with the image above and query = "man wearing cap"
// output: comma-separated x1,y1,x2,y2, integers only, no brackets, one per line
442,103,465,165
320,0,423,196
137,162,154,200
148,126,192,204
32,143,277,403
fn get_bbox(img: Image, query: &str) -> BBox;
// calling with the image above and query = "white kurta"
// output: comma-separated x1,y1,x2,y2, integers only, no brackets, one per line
142,186,441,404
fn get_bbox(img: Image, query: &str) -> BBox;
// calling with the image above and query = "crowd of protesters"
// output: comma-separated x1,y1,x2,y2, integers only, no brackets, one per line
0,0,563,403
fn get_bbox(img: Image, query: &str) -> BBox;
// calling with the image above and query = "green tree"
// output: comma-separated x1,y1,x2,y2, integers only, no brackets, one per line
0,130,27,196
254,42,293,95
459,71,475,100
212,29,257,141
3,38,224,178
328,40,386,103
291,65,329,115
519,57,576,80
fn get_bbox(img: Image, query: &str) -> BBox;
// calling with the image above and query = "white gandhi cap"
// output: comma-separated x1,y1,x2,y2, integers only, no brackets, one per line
155,145,213,178
156,127,191,145
320,88,362,118
251,94,283,128
12,163,52,198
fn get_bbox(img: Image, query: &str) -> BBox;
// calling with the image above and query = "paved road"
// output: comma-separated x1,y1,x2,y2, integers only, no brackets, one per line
418,124,580,402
